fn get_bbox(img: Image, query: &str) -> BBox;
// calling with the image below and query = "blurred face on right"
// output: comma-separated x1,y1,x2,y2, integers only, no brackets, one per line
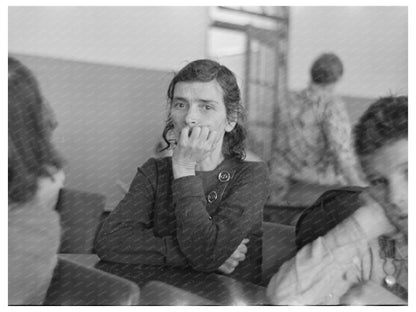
361,138,408,237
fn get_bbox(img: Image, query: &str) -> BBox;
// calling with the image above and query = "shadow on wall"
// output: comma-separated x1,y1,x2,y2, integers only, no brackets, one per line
12,53,172,210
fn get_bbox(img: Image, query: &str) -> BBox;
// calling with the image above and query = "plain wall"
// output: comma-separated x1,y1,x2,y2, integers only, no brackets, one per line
9,6,209,71
289,6,408,98
9,6,210,209
12,53,171,210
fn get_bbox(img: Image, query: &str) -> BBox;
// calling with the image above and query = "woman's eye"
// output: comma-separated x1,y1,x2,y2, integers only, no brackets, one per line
174,102,185,109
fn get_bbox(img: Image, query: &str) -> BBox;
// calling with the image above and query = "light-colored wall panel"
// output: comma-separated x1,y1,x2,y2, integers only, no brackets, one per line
9,6,209,71
289,6,407,98
13,53,171,210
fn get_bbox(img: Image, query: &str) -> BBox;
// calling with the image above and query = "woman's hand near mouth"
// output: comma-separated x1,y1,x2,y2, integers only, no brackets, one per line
172,126,218,178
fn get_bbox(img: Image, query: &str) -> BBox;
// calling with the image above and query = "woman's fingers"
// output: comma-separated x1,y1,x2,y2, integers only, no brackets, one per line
219,240,251,274
206,128,217,143
189,126,201,140
185,126,218,151
238,243,247,254
232,252,246,262
182,126,210,144
179,126,190,145
225,259,238,271
207,130,218,151
175,126,220,165
218,263,234,274
228,239,249,262
218,259,238,274
217,264,230,274
199,126,210,141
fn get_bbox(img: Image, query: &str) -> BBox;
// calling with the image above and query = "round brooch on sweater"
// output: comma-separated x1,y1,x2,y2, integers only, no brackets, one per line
218,171,231,182
207,191,218,203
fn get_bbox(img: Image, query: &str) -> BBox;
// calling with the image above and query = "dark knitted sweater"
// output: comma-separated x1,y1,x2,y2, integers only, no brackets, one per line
95,156,270,284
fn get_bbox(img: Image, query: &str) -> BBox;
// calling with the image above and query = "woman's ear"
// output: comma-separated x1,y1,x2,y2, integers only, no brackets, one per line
225,120,237,133
225,113,237,132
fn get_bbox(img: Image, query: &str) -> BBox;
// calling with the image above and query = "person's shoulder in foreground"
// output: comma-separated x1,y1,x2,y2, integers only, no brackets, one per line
8,56,65,305
267,95,408,305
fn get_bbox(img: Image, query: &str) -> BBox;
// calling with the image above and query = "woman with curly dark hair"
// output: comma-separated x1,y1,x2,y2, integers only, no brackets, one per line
95,59,270,284
8,56,65,305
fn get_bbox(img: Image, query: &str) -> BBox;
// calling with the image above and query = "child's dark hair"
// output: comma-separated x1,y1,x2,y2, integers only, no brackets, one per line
354,95,408,161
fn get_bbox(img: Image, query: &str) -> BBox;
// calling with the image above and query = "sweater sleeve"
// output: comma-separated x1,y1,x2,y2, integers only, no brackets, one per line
172,161,270,272
267,211,373,305
94,158,187,266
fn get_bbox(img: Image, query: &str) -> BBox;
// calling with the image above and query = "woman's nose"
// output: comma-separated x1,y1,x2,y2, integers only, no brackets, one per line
185,106,199,126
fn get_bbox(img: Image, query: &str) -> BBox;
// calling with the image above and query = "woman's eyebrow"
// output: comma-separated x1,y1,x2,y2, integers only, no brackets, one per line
172,96,188,102
198,99,218,105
